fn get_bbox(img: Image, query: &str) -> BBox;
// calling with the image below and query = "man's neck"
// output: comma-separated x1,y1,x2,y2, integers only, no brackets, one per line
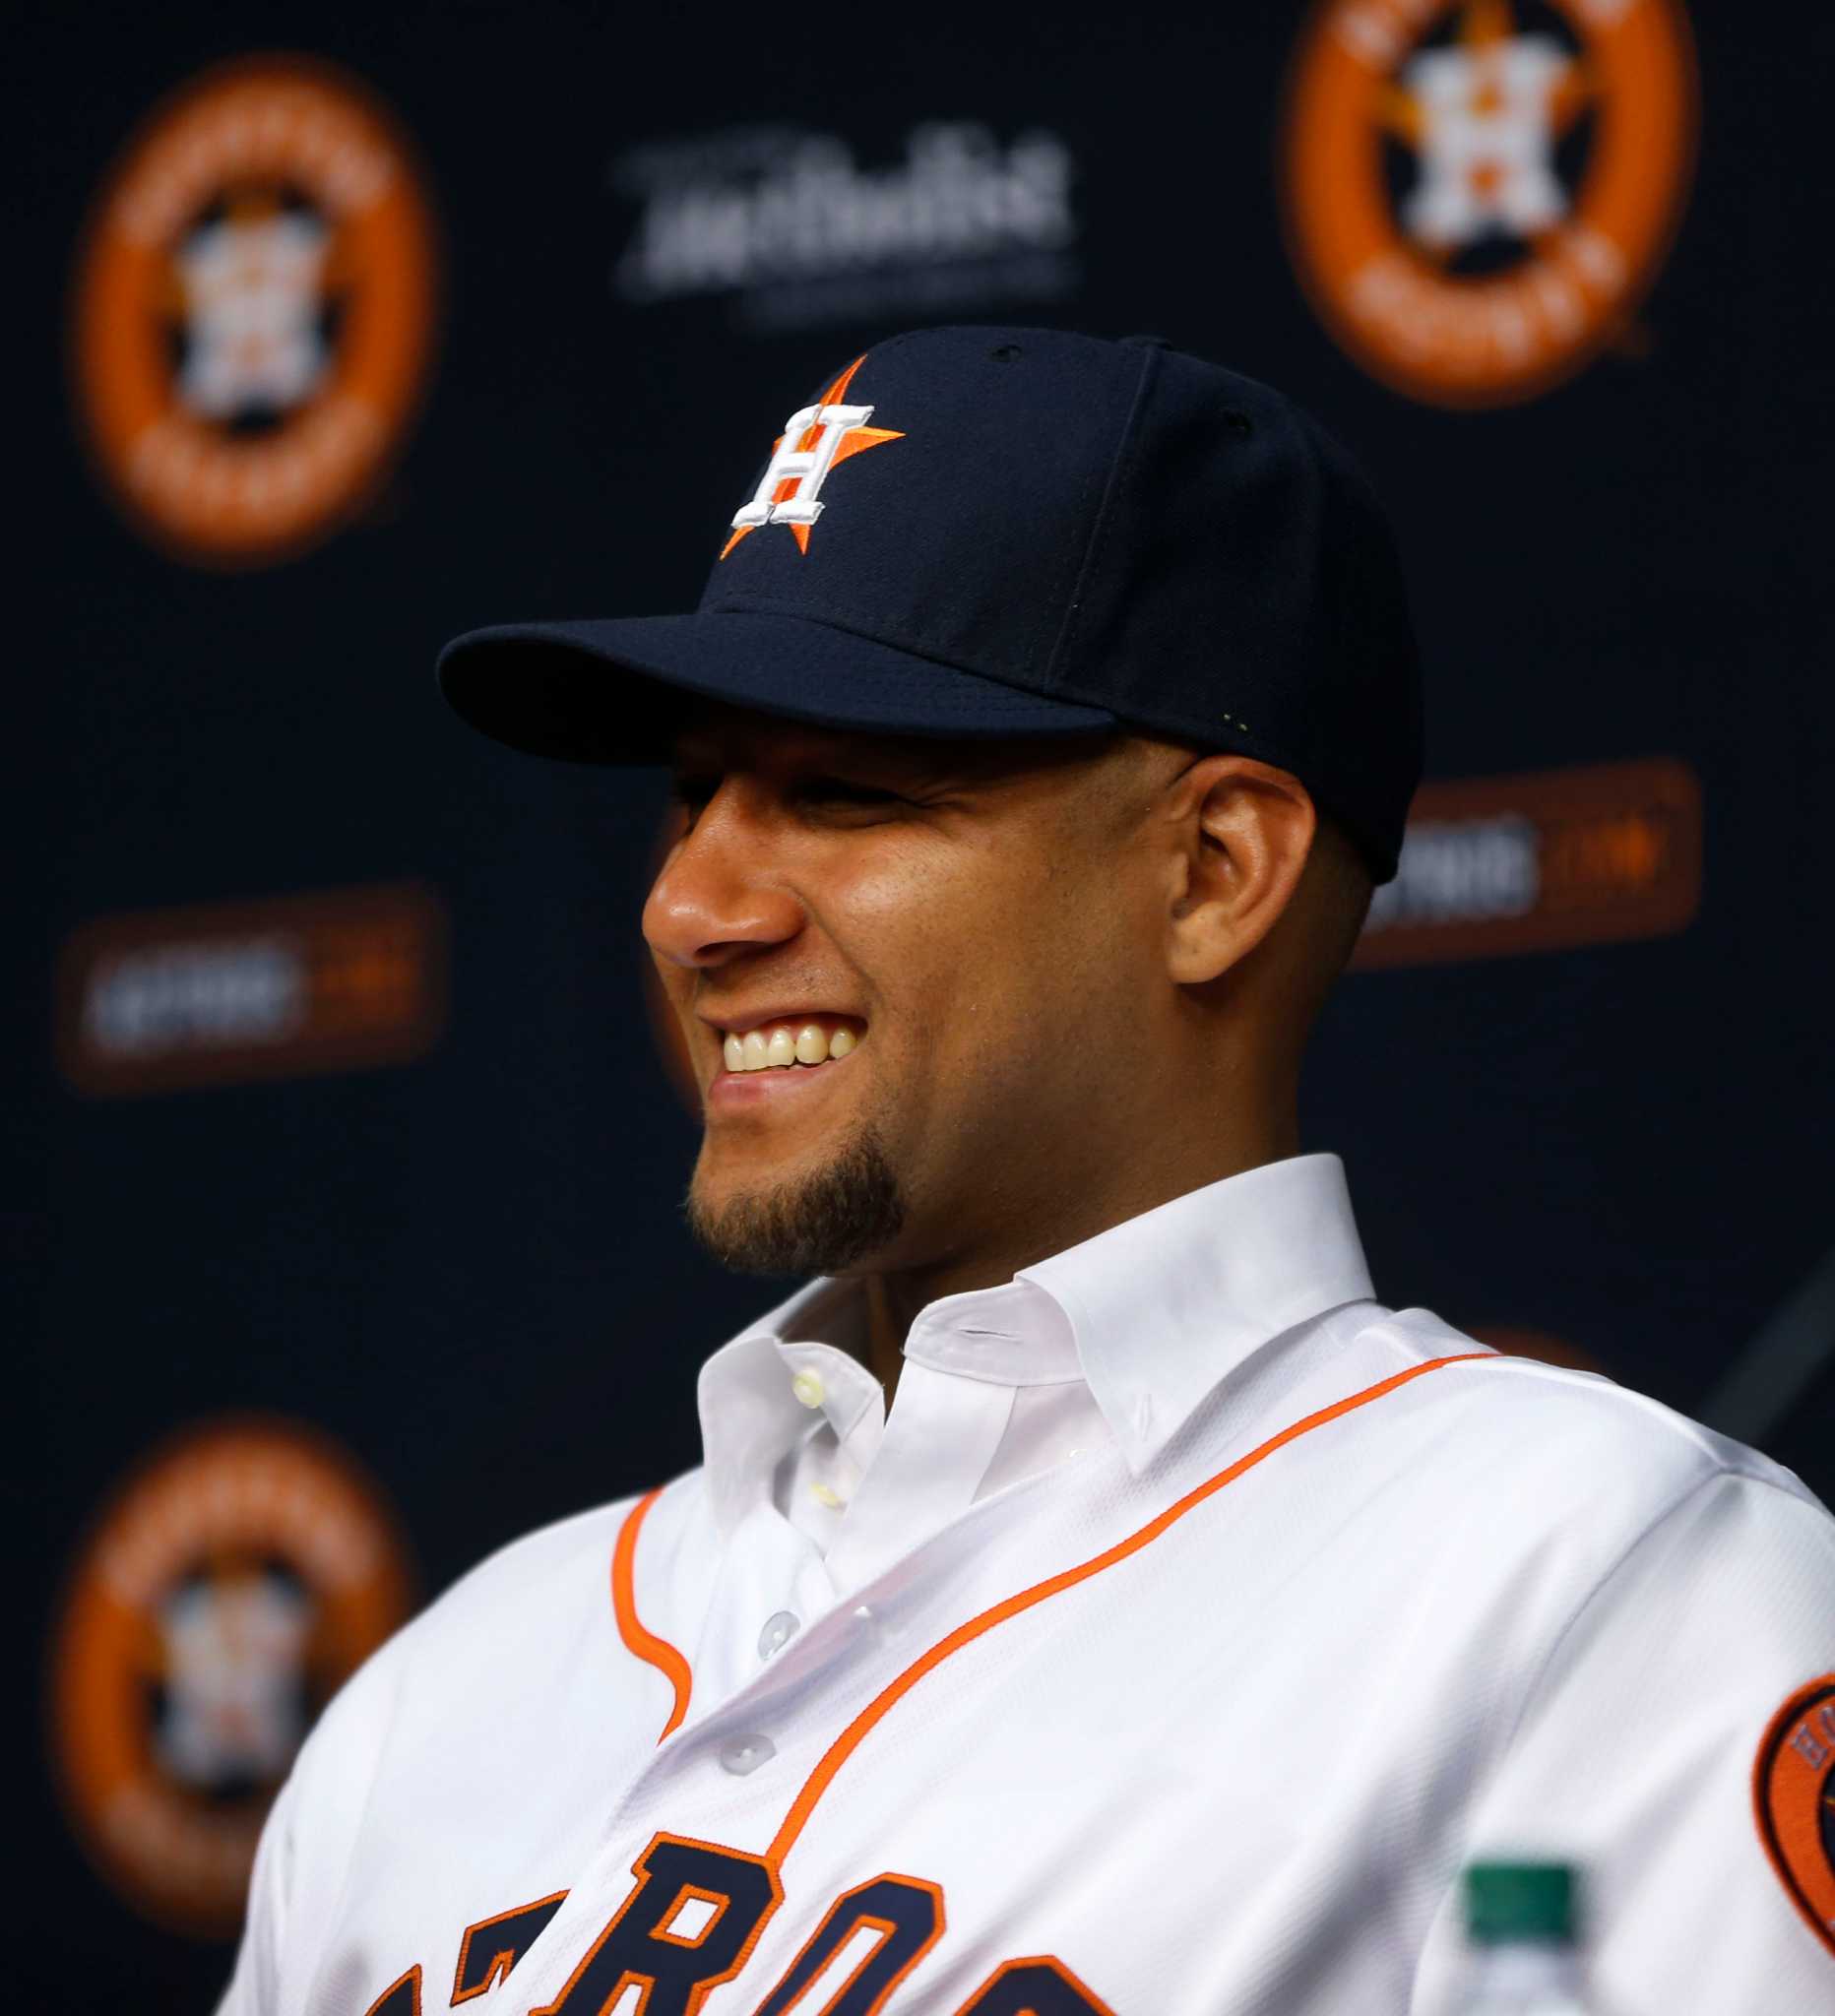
862,1274,910,1402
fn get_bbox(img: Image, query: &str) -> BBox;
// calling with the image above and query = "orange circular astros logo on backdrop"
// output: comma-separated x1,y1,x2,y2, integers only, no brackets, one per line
71,55,437,566
1282,0,1697,407
48,1418,414,1936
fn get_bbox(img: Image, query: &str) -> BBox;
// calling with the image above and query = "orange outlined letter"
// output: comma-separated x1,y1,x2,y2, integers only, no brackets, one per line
754,1873,945,2015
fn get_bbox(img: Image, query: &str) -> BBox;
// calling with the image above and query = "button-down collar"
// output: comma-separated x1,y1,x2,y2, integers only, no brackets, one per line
695,1283,884,1542
695,1153,1374,1537
1022,1149,1373,1469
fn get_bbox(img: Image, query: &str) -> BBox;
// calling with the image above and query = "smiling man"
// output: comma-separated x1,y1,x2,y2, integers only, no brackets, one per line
652,712,1368,1383
221,330,1835,2016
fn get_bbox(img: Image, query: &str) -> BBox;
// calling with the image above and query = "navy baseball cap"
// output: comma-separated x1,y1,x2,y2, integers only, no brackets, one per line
438,326,1422,880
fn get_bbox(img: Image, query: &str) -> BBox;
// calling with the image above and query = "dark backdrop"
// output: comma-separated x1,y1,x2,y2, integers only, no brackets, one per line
16,4,1833,2006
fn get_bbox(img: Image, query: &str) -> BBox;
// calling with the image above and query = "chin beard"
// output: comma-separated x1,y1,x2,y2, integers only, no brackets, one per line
685,1124,907,1276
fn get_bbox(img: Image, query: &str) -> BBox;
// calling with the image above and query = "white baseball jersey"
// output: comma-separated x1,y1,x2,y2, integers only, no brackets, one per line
218,1156,1835,2015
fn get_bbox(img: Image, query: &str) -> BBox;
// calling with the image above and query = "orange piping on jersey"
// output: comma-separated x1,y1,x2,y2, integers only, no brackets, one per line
767,1353,1492,1864
611,1486,694,1741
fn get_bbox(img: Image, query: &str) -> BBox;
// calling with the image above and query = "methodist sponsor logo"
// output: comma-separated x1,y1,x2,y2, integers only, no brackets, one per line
611,122,1079,332
48,1418,413,1935
70,55,438,566
1282,0,1696,407
1354,756,1701,966
58,882,445,1096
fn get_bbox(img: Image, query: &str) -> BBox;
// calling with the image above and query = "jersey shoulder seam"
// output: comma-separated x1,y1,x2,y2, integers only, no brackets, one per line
1495,1464,1789,1758
1376,1321,1796,1483
1469,1354,1733,1461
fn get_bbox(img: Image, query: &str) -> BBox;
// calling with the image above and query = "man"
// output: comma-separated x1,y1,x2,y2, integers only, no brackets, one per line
222,328,1835,2014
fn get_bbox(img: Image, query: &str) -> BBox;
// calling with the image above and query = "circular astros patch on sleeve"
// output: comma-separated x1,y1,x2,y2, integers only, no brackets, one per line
1754,1675,1835,1957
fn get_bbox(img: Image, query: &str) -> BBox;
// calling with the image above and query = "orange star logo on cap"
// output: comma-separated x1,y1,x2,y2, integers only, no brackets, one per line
721,354,903,559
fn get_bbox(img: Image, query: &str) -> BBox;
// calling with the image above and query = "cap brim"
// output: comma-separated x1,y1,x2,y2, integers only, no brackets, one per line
436,611,1117,763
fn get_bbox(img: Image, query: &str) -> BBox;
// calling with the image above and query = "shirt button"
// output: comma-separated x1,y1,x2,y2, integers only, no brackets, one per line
719,1733,776,1777
757,1610,799,1661
809,1481,844,1509
791,1369,826,1409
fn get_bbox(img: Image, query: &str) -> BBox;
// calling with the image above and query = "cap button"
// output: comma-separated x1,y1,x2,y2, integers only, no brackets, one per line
1120,334,1171,348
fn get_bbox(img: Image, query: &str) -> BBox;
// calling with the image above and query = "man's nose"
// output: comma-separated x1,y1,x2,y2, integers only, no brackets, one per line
642,788,804,971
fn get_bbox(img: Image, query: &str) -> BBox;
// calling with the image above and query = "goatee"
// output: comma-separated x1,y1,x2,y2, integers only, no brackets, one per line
685,1124,907,1276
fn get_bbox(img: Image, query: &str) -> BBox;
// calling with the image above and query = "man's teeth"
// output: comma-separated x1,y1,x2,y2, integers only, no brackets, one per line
723,1024,859,1073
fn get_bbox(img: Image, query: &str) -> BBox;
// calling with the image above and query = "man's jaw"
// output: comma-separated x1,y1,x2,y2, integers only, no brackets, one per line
685,1118,906,1277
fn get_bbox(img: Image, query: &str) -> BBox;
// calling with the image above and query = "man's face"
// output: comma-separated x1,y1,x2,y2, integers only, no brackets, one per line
643,706,1179,1281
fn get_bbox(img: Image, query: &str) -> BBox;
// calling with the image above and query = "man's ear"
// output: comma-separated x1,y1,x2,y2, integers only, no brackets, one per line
1164,756,1317,986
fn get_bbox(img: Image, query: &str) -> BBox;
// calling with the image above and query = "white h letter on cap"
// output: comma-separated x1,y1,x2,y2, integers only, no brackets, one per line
730,400,877,532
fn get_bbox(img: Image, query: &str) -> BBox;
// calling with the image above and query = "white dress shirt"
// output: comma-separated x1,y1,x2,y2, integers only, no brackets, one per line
689,1151,1377,1701
219,1152,1835,2016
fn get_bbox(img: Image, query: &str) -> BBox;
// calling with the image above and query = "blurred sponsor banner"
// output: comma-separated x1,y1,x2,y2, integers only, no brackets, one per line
611,121,1079,332
70,55,438,566
1354,756,1701,967
47,1418,413,1936
58,882,445,1096
1282,0,1696,407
